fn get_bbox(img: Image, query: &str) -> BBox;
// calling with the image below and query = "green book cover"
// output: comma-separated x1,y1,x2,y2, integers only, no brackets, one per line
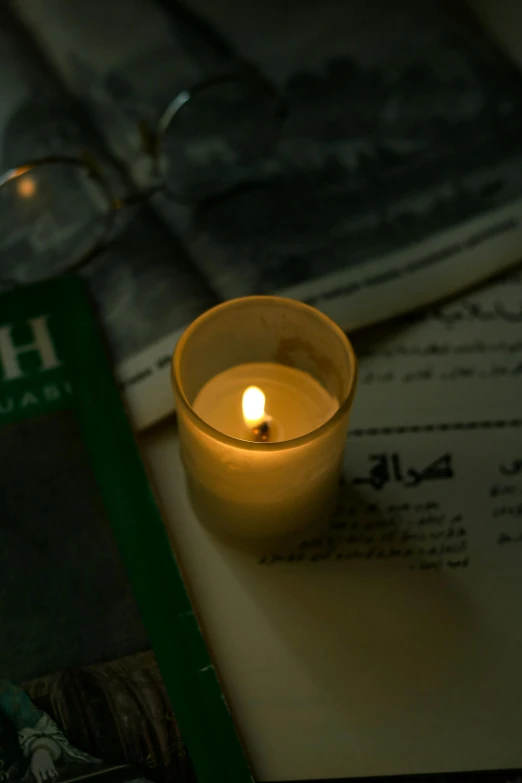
0,277,252,783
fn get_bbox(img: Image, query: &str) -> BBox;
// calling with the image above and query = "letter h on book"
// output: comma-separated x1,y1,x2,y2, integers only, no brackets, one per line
0,316,61,381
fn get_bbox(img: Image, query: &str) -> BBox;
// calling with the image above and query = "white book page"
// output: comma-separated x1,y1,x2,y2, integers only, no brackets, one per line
142,269,522,782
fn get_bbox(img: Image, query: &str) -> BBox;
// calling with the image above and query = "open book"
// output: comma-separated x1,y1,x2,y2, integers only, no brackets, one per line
2,0,522,429
143,264,522,782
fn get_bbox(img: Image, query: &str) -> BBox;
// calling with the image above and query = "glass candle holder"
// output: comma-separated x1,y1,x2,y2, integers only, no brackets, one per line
171,296,357,549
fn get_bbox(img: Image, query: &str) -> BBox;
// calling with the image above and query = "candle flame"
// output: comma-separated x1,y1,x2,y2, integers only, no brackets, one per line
242,386,266,426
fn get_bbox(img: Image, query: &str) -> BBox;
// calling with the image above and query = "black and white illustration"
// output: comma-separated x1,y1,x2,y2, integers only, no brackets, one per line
182,0,522,295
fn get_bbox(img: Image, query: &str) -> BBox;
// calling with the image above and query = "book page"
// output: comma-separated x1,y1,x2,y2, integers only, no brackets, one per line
10,0,522,429
143,268,522,782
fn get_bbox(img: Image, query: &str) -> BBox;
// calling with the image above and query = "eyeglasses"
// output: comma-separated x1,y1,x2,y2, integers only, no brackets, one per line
0,71,284,287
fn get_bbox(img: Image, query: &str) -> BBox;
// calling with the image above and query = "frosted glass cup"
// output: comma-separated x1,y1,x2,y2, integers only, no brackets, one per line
171,296,358,549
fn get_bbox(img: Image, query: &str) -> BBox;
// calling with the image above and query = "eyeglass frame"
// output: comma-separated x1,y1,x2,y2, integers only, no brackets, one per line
0,70,285,287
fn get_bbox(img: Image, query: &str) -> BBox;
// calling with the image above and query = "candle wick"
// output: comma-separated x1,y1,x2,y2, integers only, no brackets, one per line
252,420,271,442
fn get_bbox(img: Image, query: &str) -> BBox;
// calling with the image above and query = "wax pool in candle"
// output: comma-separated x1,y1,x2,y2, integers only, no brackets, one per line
192,362,339,442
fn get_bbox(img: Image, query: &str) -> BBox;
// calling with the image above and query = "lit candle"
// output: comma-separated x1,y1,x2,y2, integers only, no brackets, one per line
171,296,357,548
193,366,339,443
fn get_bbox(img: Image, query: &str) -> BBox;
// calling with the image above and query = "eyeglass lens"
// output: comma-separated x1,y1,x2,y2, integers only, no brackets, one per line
0,161,112,285
158,77,280,202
